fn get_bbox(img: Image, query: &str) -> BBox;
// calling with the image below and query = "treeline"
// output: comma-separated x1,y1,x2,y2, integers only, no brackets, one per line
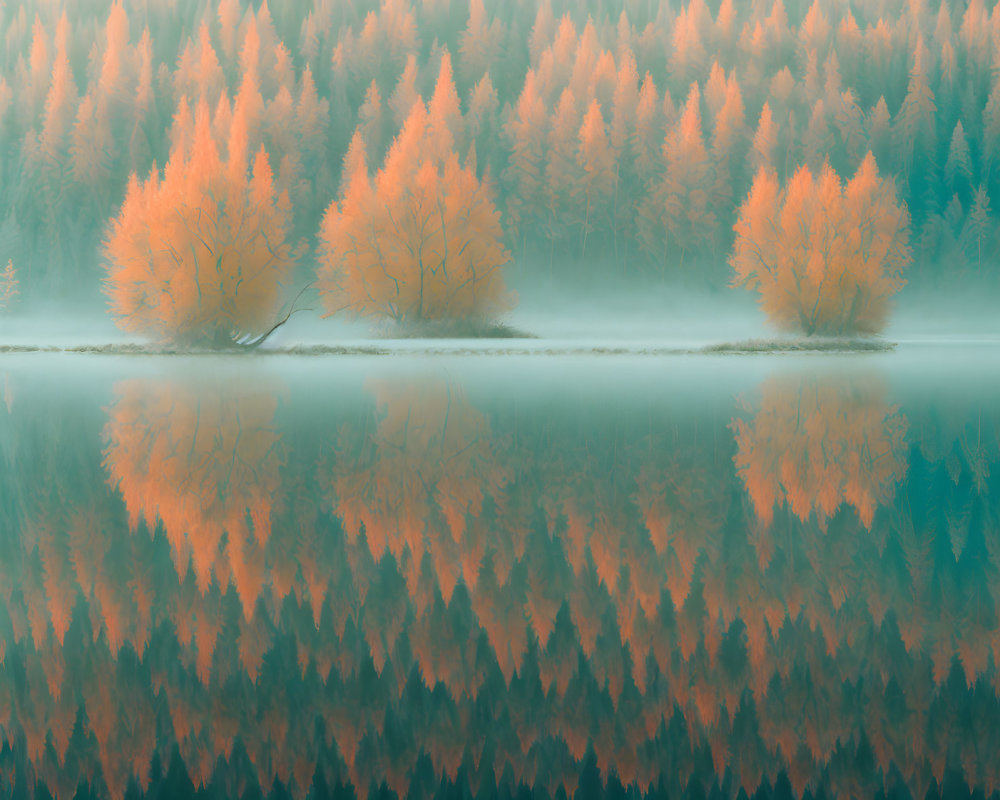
0,0,997,302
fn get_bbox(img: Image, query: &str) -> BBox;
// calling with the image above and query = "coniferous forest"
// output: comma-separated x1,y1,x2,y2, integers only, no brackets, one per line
6,4,1000,800
0,0,995,341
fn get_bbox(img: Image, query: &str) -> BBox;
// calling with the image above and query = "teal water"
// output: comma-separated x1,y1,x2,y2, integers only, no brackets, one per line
0,350,999,799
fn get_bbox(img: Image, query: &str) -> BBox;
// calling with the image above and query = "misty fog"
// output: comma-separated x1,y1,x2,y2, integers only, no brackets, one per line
3,1,1000,800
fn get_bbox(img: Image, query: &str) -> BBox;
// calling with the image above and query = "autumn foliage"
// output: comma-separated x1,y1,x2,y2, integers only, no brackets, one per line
317,56,512,325
2,0,1000,312
0,259,16,310
732,375,909,529
102,378,283,616
730,154,912,335
103,98,297,346
8,369,1000,799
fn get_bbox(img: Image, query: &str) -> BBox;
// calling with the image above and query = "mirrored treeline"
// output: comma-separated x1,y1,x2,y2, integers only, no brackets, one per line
0,355,998,799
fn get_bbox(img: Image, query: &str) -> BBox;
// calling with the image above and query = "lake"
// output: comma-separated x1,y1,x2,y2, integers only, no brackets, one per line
0,347,998,799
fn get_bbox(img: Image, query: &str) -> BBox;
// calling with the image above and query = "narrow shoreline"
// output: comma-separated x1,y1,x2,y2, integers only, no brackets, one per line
0,339,896,356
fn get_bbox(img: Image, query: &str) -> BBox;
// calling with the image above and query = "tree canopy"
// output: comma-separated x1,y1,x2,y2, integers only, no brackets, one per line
730,153,911,335
104,98,297,346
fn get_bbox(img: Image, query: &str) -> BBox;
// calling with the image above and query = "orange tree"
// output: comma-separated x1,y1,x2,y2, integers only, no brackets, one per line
104,97,297,347
317,63,512,325
730,153,911,336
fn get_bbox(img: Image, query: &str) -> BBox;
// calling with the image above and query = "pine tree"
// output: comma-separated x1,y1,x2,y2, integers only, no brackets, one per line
70,93,114,215
357,80,385,163
590,50,617,109
893,37,937,181
458,0,504,89
466,73,499,177
834,89,866,168
544,87,580,250
97,2,130,110
710,75,747,234
982,76,1000,195
934,2,953,47
615,10,634,61
945,120,973,201
389,54,421,128
27,14,49,123
836,12,862,84
297,66,330,167
705,62,728,121
797,1,830,59
217,0,240,62
502,70,548,245
866,97,892,172
528,1,555,66
33,14,78,240
751,102,779,176
569,20,599,103
428,49,464,158
637,82,715,274
671,2,708,83
961,186,994,272
272,42,296,96
574,99,615,258
715,0,737,50
610,52,640,264
633,74,662,181
802,99,832,170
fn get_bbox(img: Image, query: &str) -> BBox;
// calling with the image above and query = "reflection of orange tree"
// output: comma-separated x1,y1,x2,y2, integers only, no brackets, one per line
8,385,1000,799
327,379,511,657
102,378,284,615
732,376,909,529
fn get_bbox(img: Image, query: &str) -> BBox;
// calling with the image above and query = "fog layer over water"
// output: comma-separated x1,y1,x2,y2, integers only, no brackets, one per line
4,279,1000,351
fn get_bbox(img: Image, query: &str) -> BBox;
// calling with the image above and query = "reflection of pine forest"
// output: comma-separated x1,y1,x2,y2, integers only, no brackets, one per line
2,1,1000,799
0,0,995,337
1,365,999,798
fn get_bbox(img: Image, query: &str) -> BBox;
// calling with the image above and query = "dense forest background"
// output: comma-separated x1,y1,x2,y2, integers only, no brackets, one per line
0,0,997,308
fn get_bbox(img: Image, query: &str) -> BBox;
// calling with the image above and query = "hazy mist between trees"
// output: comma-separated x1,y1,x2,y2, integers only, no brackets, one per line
0,0,998,345
5,2,1000,798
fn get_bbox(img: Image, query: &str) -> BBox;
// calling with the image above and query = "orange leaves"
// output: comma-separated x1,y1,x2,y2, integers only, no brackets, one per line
0,259,17,310
732,376,909,529
317,89,512,323
574,99,615,257
102,378,283,606
502,69,548,239
7,367,1000,798
731,154,911,335
328,379,507,585
104,97,297,346
636,81,716,266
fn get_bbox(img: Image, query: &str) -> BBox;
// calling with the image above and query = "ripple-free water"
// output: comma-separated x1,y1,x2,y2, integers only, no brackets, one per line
0,348,998,799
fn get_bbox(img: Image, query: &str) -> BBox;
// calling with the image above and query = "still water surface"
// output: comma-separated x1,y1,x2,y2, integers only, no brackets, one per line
0,350,998,799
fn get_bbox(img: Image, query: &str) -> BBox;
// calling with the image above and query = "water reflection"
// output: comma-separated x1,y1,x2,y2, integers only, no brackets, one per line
0,366,997,798
732,375,909,529
103,379,285,614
